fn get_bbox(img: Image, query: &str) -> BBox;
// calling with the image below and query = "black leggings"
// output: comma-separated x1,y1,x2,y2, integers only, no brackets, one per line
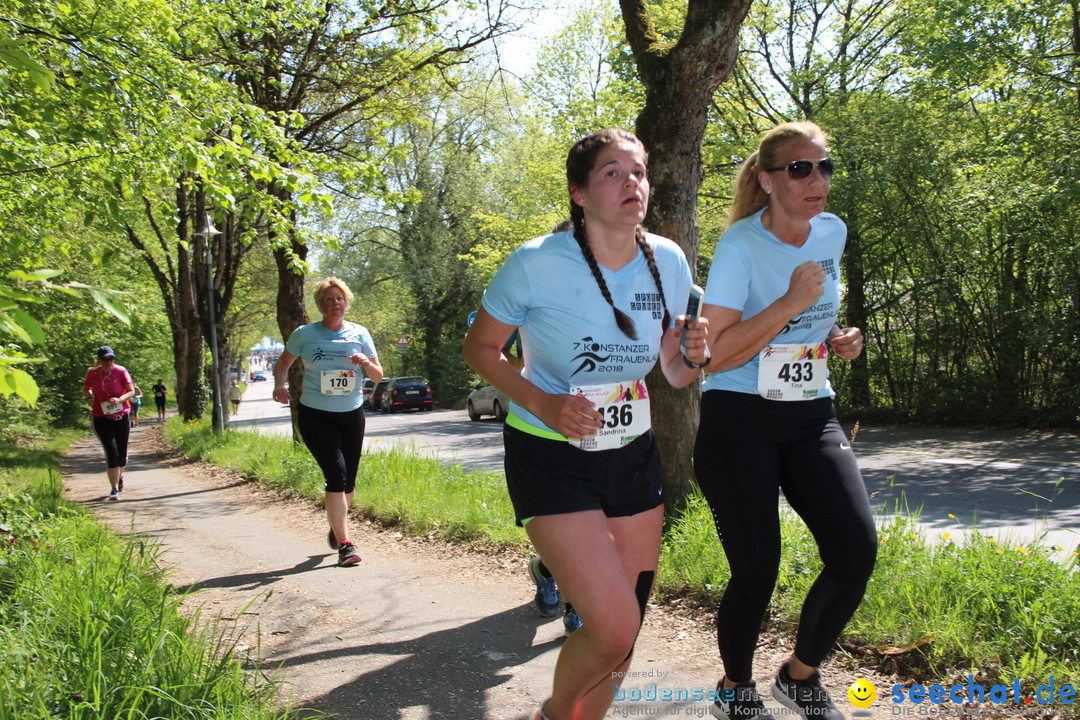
693,391,877,682
297,404,366,494
93,415,131,469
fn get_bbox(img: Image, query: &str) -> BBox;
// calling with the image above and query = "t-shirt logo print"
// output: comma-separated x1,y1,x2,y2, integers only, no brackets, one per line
313,348,328,361
780,318,801,336
570,336,611,377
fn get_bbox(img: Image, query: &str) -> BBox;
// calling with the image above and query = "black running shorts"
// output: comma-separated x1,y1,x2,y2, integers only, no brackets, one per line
503,422,665,526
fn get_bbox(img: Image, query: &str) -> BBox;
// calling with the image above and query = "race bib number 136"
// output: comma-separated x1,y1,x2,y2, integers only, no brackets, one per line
568,380,650,452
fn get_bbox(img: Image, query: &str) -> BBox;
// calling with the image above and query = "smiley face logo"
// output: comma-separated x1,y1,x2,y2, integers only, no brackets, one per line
848,678,877,708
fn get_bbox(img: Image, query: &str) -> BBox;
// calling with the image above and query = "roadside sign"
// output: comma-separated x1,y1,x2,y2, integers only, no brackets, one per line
468,310,477,327
396,333,410,351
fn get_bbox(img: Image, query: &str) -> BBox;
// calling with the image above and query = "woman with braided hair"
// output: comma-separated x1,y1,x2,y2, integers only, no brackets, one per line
464,128,710,720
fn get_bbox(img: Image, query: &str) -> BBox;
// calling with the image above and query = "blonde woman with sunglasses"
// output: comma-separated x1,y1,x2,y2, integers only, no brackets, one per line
694,121,876,720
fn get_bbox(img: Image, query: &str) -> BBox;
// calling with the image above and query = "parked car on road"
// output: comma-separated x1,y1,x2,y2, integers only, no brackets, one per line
370,379,389,411
251,371,267,381
467,384,508,421
383,376,434,413
362,378,375,408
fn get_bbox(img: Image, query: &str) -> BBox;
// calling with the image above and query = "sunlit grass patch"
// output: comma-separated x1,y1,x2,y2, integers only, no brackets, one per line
166,417,528,549
0,433,294,720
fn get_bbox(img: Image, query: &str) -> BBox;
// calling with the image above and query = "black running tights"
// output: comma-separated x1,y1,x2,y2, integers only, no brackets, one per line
93,415,130,469
297,404,365,494
693,391,877,682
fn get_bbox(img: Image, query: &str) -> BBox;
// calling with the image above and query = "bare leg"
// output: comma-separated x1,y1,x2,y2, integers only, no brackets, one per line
527,505,664,720
326,490,354,543
786,656,818,680
107,466,123,491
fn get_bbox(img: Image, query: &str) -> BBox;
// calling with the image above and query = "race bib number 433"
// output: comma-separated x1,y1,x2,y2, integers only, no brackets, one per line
568,380,650,452
757,342,828,401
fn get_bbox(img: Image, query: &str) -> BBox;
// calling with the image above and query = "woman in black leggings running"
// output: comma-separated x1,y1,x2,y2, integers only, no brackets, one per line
694,121,877,720
273,277,383,567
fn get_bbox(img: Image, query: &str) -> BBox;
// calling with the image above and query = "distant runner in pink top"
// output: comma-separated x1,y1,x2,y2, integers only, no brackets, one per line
82,345,135,500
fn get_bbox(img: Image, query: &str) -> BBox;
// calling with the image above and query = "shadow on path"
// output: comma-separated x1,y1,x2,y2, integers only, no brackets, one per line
282,605,559,720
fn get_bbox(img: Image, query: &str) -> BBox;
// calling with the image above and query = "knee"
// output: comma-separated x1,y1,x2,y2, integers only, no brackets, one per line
728,554,781,602
825,534,877,585
586,609,642,667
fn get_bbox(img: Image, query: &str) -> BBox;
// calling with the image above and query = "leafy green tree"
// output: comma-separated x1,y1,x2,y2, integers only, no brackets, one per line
529,0,642,143
177,0,520,427
712,0,1080,427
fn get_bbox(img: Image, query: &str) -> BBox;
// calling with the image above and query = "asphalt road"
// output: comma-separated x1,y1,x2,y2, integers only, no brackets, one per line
233,379,1080,554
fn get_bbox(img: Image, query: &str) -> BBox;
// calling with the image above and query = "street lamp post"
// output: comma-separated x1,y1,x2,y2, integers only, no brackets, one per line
198,213,224,433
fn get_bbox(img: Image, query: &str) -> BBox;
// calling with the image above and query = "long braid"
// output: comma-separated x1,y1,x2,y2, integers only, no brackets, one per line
636,226,670,334
570,204,637,340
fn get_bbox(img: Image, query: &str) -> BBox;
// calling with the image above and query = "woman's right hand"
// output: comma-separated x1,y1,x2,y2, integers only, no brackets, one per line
784,260,827,312
533,392,604,440
272,386,290,405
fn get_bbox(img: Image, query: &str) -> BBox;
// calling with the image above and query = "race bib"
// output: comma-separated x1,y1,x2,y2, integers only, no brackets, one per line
757,342,828,401
101,400,124,415
568,380,650,452
320,369,356,396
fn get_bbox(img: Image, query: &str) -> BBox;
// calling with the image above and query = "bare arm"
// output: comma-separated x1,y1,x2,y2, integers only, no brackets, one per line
463,308,602,439
828,325,864,360
272,350,298,404
704,260,826,373
117,380,135,404
350,352,383,383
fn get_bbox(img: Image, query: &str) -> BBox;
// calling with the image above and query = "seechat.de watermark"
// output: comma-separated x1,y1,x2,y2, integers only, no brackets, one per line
884,676,1076,713
609,676,1077,717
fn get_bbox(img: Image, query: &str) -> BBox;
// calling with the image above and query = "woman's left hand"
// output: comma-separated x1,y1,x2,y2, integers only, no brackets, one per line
829,326,864,360
676,315,711,366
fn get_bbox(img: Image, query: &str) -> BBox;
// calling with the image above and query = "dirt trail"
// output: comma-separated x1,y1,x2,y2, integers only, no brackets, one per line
63,422,897,720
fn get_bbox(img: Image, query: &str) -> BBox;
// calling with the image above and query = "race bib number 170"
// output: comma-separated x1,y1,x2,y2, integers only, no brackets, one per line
320,369,356,396
568,380,651,452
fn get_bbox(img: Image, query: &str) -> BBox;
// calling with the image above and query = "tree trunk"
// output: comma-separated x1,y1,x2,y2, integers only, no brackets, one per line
636,93,711,509
620,0,752,509
177,208,206,422
126,178,206,421
272,202,309,443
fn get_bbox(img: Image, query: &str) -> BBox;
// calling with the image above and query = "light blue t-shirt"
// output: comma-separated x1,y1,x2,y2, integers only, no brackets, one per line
482,230,692,434
702,208,846,399
285,321,378,412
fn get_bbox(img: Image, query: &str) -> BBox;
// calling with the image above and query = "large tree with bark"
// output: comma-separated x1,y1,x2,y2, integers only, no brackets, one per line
617,0,753,506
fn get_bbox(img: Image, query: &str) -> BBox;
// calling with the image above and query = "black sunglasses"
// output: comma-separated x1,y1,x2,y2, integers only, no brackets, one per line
766,158,835,180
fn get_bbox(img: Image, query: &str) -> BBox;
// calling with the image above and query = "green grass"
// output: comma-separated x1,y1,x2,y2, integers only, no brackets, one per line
0,432,296,720
658,494,1080,688
165,418,528,549
167,417,1079,699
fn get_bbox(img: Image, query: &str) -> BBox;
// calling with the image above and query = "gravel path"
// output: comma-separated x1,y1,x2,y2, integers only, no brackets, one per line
63,421,901,720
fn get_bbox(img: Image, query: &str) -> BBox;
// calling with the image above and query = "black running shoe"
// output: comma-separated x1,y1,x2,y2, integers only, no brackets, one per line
337,542,361,567
711,680,776,720
771,663,845,720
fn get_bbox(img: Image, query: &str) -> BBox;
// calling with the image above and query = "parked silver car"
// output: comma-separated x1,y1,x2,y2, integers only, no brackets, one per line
467,384,508,421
